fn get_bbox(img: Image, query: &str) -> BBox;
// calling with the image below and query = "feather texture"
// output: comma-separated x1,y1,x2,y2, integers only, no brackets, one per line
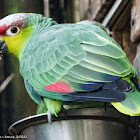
17,16,139,116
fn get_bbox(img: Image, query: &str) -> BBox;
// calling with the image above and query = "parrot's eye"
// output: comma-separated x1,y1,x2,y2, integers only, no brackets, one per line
6,26,20,36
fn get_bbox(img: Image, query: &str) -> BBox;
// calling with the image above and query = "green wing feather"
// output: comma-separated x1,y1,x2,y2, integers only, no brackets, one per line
19,23,140,116
20,23,134,91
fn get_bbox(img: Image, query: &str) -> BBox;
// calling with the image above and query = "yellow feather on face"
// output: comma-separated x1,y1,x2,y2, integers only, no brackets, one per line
1,26,33,57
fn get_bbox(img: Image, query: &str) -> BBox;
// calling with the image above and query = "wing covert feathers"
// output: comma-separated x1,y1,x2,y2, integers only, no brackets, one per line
19,22,140,116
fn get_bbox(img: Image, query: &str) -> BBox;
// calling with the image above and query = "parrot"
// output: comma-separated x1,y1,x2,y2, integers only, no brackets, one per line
0,13,140,121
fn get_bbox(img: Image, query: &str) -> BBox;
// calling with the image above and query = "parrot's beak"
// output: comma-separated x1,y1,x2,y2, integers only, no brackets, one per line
0,41,8,53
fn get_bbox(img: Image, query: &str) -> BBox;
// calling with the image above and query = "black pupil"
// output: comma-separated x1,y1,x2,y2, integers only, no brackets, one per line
11,27,18,33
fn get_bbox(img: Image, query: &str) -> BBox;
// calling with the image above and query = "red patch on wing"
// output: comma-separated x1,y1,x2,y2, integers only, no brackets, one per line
0,24,8,36
44,82,74,93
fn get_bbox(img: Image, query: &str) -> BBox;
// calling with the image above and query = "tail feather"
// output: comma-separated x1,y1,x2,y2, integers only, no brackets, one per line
112,88,140,116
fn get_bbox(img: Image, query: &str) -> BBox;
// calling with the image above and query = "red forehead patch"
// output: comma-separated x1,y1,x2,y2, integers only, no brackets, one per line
0,20,27,36
0,24,9,36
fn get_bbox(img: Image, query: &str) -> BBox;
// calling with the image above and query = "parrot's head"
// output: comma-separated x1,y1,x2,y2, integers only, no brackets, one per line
0,13,57,58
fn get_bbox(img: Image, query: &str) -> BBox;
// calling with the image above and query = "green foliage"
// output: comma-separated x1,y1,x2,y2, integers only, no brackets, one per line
4,0,20,14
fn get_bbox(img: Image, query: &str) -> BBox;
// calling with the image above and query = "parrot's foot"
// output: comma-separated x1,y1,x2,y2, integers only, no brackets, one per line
37,98,63,123
46,111,52,124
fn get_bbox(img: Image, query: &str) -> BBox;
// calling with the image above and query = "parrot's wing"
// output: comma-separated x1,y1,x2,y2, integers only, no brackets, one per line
20,24,136,102
24,80,41,104
77,20,107,33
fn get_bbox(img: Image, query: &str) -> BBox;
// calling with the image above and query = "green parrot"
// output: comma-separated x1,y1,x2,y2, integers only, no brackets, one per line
0,13,140,119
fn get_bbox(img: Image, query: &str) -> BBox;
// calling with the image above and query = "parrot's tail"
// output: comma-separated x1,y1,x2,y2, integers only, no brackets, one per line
112,88,140,116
